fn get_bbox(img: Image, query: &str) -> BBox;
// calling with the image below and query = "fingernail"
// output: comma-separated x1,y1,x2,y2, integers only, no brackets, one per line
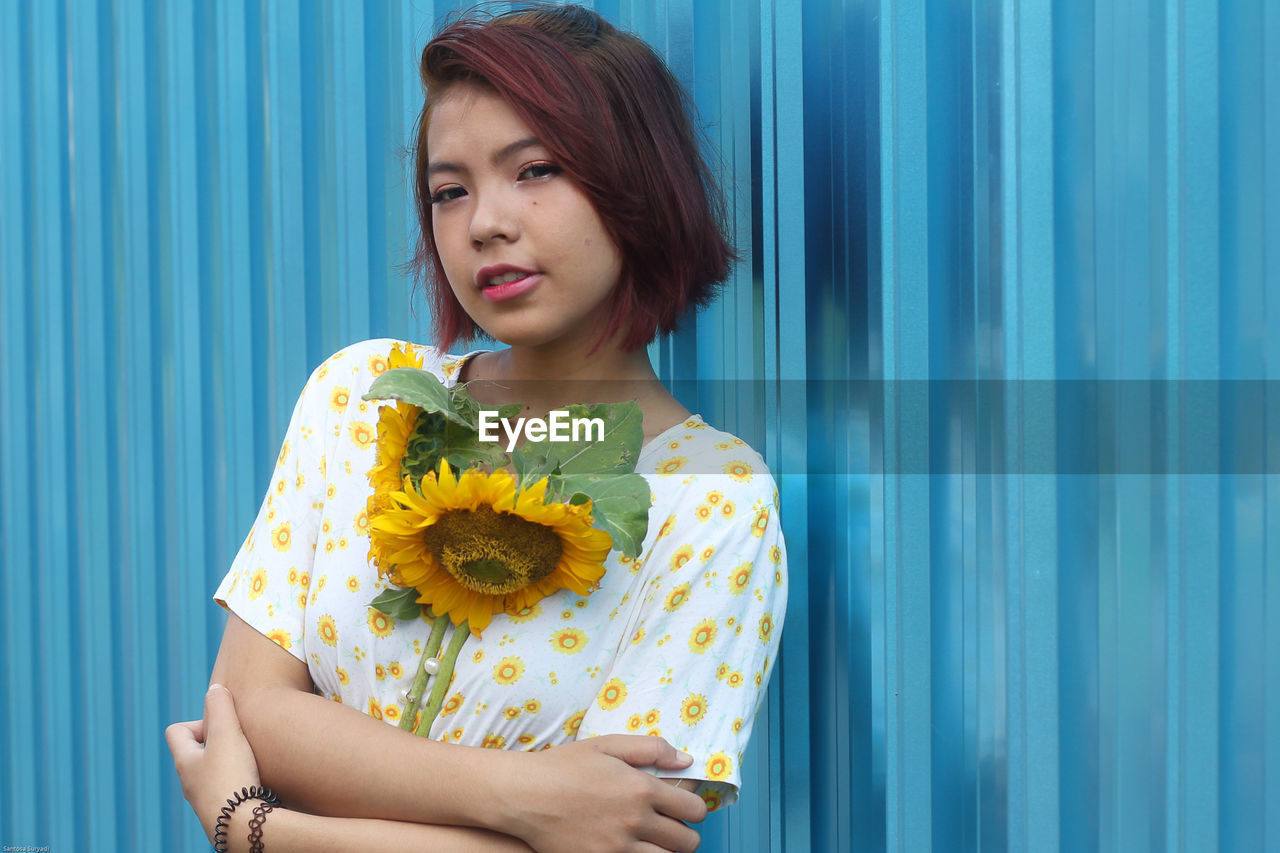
207,683,223,693
680,751,694,764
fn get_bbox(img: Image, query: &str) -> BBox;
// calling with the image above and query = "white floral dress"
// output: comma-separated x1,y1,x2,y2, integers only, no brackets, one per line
215,339,788,808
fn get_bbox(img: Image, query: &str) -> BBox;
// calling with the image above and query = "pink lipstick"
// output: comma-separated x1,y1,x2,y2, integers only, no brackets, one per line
476,264,540,303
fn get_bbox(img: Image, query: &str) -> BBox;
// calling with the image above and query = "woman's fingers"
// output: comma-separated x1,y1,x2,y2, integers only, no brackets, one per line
202,683,242,741
636,840,699,853
652,779,708,825
636,808,703,853
511,737,708,853
587,734,709,828
200,684,262,788
166,684,264,840
164,720,204,763
591,733,696,772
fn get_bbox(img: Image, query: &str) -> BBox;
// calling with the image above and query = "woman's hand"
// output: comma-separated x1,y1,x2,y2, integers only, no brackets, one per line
505,735,707,853
165,684,263,842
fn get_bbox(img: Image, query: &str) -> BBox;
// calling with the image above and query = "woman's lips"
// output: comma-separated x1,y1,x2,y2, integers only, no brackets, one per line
480,272,541,302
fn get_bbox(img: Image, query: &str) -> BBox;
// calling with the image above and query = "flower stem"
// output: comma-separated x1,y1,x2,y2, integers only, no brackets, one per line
413,619,471,737
399,610,448,732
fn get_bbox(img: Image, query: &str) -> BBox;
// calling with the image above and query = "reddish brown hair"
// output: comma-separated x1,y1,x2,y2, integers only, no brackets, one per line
410,4,734,352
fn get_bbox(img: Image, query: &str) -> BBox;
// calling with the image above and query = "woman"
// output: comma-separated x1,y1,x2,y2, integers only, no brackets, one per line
167,7,786,851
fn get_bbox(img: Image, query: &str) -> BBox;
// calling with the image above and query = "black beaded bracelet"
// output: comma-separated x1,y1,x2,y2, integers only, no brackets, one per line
247,801,275,853
213,785,281,853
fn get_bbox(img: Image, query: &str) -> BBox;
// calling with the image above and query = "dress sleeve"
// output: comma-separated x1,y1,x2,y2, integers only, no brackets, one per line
576,467,788,810
213,356,338,661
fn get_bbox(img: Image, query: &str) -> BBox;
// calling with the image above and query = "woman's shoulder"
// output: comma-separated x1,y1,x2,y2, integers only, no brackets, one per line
313,338,478,378
640,415,778,508
299,339,484,397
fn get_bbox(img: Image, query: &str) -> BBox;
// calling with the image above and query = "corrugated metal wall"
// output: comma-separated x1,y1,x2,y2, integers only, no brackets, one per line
1,0,1276,850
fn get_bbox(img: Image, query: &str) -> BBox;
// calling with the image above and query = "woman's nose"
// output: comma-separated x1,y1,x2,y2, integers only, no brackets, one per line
469,187,519,246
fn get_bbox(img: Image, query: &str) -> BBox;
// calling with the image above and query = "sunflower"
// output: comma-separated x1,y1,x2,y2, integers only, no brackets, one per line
493,657,525,685
366,344,426,497
597,678,627,710
368,403,420,497
688,618,718,654
705,753,733,782
563,709,586,737
680,693,707,725
368,461,613,636
551,627,587,654
663,583,691,612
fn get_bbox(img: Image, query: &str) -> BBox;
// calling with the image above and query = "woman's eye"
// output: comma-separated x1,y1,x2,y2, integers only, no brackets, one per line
518,162,561,181
430,185,466,205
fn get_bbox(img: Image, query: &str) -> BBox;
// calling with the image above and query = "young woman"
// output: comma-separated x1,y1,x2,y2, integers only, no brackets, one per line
167,7,786,852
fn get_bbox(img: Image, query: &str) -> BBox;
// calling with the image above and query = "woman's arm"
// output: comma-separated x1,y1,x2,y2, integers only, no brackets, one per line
210,613,705,853
168,684,534,852
215,809,534,853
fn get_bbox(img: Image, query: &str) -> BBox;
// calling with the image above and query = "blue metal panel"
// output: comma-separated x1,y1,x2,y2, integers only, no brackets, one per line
113,0,165,848
2,0,1278,850
1266,10,1280,853
1,2,37,843
878,2,933,851
28,3,78,849
66,1,121,848
213,0,260,623
764,5,812,853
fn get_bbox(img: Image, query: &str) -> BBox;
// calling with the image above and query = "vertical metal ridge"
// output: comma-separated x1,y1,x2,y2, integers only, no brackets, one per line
1011,1,1060,851
1217,5,1267,850
1176,3,1222,853
333,0,371,341
879,0,934,848
67,0,122,846
266,0,311,439
30,0,77,847
1,0,38,840
767,1,812,850
214,0,256,635
115,0,164,846
1264,6,1280,852
159,13,208,834
1159,0,1183,847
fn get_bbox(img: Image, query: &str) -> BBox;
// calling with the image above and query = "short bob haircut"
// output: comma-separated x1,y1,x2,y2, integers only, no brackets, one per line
410,4,734,353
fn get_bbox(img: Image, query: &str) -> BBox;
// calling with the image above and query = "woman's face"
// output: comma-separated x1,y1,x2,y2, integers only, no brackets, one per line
426,83,623,354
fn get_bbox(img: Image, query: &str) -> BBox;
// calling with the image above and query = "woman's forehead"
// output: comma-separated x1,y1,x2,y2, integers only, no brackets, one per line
427,85,544,160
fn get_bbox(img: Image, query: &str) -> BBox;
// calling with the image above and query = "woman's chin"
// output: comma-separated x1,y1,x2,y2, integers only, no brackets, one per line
474,323,588,354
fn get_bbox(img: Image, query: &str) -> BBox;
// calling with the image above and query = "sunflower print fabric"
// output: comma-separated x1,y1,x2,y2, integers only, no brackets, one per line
215,339,788,808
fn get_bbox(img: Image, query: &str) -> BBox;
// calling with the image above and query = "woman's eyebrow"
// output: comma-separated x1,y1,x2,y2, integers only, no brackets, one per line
428,137,544,178
427,160,461,177
492,136,543,164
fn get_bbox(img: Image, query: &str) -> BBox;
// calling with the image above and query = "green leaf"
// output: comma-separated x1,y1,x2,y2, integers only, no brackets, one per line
370,587,425,621
553,472,652,558
400,409,509,486
451,383,524,430
450,386,482,428
512,442,560,491
363,368,469,426
522,402,644,479
439,415,509,469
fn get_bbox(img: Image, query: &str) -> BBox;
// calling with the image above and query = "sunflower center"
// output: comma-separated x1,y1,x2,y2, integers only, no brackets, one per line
422,505,563,595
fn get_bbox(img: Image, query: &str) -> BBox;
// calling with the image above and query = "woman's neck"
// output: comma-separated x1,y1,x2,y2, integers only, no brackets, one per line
459,340,690,443
500,340,658,380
